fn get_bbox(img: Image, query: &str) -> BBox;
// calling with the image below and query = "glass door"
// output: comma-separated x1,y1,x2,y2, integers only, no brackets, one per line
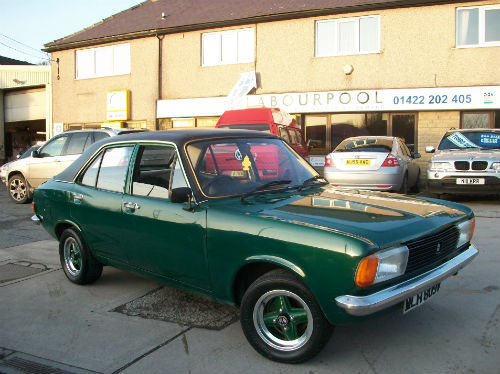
390,113,416,153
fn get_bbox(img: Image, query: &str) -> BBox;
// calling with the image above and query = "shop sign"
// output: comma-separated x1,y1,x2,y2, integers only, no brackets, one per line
157,86,499,118
106,90,130,121
246,86,500,113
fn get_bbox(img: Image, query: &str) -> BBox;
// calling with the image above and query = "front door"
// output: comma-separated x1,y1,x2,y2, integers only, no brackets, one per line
121,144,210,291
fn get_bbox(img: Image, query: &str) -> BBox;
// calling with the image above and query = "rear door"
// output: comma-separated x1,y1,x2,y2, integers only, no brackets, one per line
71,145,135,264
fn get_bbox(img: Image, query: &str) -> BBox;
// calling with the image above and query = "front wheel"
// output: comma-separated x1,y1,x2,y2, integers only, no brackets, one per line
240,269,333,363
59,228,102,285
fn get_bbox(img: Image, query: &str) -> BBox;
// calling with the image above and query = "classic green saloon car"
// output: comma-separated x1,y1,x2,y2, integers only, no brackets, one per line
32,129,478,363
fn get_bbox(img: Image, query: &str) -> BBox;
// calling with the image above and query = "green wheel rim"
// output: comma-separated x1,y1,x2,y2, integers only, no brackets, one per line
253,289,313,352
63,237,82,277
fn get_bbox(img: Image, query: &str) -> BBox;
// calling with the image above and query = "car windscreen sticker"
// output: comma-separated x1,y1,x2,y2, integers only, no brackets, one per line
479,133,500,146
242,155,251,171
446,132,479,148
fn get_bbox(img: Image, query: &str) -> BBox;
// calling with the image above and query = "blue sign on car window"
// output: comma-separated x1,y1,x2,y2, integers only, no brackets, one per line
480,133,500,146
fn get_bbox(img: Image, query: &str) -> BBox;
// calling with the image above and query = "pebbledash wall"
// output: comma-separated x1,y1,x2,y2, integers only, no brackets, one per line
48,0,500,179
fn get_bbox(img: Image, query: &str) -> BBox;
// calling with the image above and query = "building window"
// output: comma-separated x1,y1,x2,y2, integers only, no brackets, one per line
202,28,254,66
76,43,130,79
461,111,500,129
456,5,500,47
315,16,380,57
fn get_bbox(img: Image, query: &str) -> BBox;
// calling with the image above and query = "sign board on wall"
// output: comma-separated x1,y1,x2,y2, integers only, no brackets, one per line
106,90,130,121
157,86,500,118
53,122,64,136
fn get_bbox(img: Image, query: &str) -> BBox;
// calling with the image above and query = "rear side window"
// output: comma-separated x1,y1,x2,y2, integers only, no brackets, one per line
217,124,271,133
79,146,134,193
93,132,110,143
65,133,90,155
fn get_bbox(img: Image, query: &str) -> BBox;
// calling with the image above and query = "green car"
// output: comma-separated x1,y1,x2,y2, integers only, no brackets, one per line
32,129,478,363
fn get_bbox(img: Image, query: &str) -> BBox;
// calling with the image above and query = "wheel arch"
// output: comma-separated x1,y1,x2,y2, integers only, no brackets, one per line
54,221,83,241
232,256,306,307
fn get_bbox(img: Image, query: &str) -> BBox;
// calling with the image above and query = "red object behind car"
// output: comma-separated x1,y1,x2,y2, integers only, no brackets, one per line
216,107,309,159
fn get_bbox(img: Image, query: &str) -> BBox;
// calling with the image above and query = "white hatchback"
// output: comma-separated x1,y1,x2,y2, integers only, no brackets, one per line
324,136,421,193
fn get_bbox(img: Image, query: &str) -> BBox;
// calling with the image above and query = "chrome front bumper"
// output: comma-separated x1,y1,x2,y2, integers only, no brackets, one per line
335,246,479,316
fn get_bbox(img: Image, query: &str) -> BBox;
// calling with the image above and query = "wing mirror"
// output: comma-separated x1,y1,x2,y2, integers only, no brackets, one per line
413,153,421,159
171,187,195,211
32,149,41,158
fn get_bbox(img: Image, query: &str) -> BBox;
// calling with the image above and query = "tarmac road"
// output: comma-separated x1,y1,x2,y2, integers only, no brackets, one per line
0,185,499,374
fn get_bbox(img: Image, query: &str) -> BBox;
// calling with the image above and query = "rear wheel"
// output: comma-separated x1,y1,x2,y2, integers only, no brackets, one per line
8,174,30,204
399,174,408,194
59,228,102,285
240,269,333,363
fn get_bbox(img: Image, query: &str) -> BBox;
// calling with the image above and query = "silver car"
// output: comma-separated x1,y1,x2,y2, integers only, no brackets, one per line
324,136,421,193
426,128,500,196
4,128,146,204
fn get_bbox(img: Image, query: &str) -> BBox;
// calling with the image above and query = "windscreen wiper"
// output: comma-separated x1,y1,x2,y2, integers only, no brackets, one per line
240,180,291,201
297,175,328,191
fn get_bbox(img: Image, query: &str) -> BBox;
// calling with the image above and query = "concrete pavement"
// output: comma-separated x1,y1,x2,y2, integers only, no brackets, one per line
0,190,499,374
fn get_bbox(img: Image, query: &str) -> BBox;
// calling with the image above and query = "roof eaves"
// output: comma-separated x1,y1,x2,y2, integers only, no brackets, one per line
43,0,468,52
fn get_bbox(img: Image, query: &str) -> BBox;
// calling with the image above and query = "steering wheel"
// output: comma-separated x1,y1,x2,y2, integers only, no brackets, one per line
203,175,234,196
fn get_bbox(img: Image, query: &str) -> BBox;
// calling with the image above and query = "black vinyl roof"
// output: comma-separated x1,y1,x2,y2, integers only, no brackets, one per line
54,128,277,183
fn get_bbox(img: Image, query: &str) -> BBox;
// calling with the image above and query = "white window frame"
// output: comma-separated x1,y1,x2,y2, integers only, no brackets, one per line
456,5,500,48
315,15,380,57
76,43,131,79
202,28,255,66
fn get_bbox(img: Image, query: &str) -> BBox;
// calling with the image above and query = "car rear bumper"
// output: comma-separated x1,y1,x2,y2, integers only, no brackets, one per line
334,245,478,317
324,169,402,191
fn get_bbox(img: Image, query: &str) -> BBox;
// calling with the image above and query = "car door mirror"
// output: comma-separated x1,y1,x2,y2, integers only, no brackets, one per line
413,153,421,159
425,146,435,153
32,149,41,158
171,187,192,204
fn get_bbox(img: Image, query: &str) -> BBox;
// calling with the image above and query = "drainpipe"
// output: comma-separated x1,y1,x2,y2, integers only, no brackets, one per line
156,33,164,130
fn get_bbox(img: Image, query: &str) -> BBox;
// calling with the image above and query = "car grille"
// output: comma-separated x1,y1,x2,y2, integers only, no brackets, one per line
405,225,459,273
453,161,488,171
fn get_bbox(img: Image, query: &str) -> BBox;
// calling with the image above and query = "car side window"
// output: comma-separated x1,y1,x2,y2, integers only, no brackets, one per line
279,128,291,143
39,135,68,157
96,147,134,192
132,145,176,199
289,129,298,145
399,140,411,157
65,133,90,155
80,153,103,187
93,132,110,143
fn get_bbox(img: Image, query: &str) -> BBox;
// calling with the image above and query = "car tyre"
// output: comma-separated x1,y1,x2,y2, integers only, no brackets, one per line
240,269,333,363
59,228,103,285
399,174,408,194
8,174,30,204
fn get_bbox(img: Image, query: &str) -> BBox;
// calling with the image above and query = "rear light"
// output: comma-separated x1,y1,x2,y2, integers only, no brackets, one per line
325,154,334,167
381,154,400,167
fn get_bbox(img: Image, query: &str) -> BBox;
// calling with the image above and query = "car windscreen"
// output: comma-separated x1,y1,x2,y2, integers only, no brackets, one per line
186,137,319,198
438,131,500,150
334,138,393,153
217,124,271,133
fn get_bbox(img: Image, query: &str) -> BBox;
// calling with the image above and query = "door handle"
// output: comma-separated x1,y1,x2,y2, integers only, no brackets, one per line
72,193,84,201
123,202,140,210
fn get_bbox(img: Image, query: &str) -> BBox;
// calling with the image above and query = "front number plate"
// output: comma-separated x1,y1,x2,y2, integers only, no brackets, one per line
456,178,485,185
403,283,441,314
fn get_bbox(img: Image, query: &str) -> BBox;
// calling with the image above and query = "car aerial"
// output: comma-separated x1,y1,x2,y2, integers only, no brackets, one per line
4,128,146,204
426,128,500,197
32,129,477,363
324,136,421,194
0,143,43,185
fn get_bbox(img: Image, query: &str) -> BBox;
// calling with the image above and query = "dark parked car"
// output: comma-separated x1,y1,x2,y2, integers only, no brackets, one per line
32,129,478,363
